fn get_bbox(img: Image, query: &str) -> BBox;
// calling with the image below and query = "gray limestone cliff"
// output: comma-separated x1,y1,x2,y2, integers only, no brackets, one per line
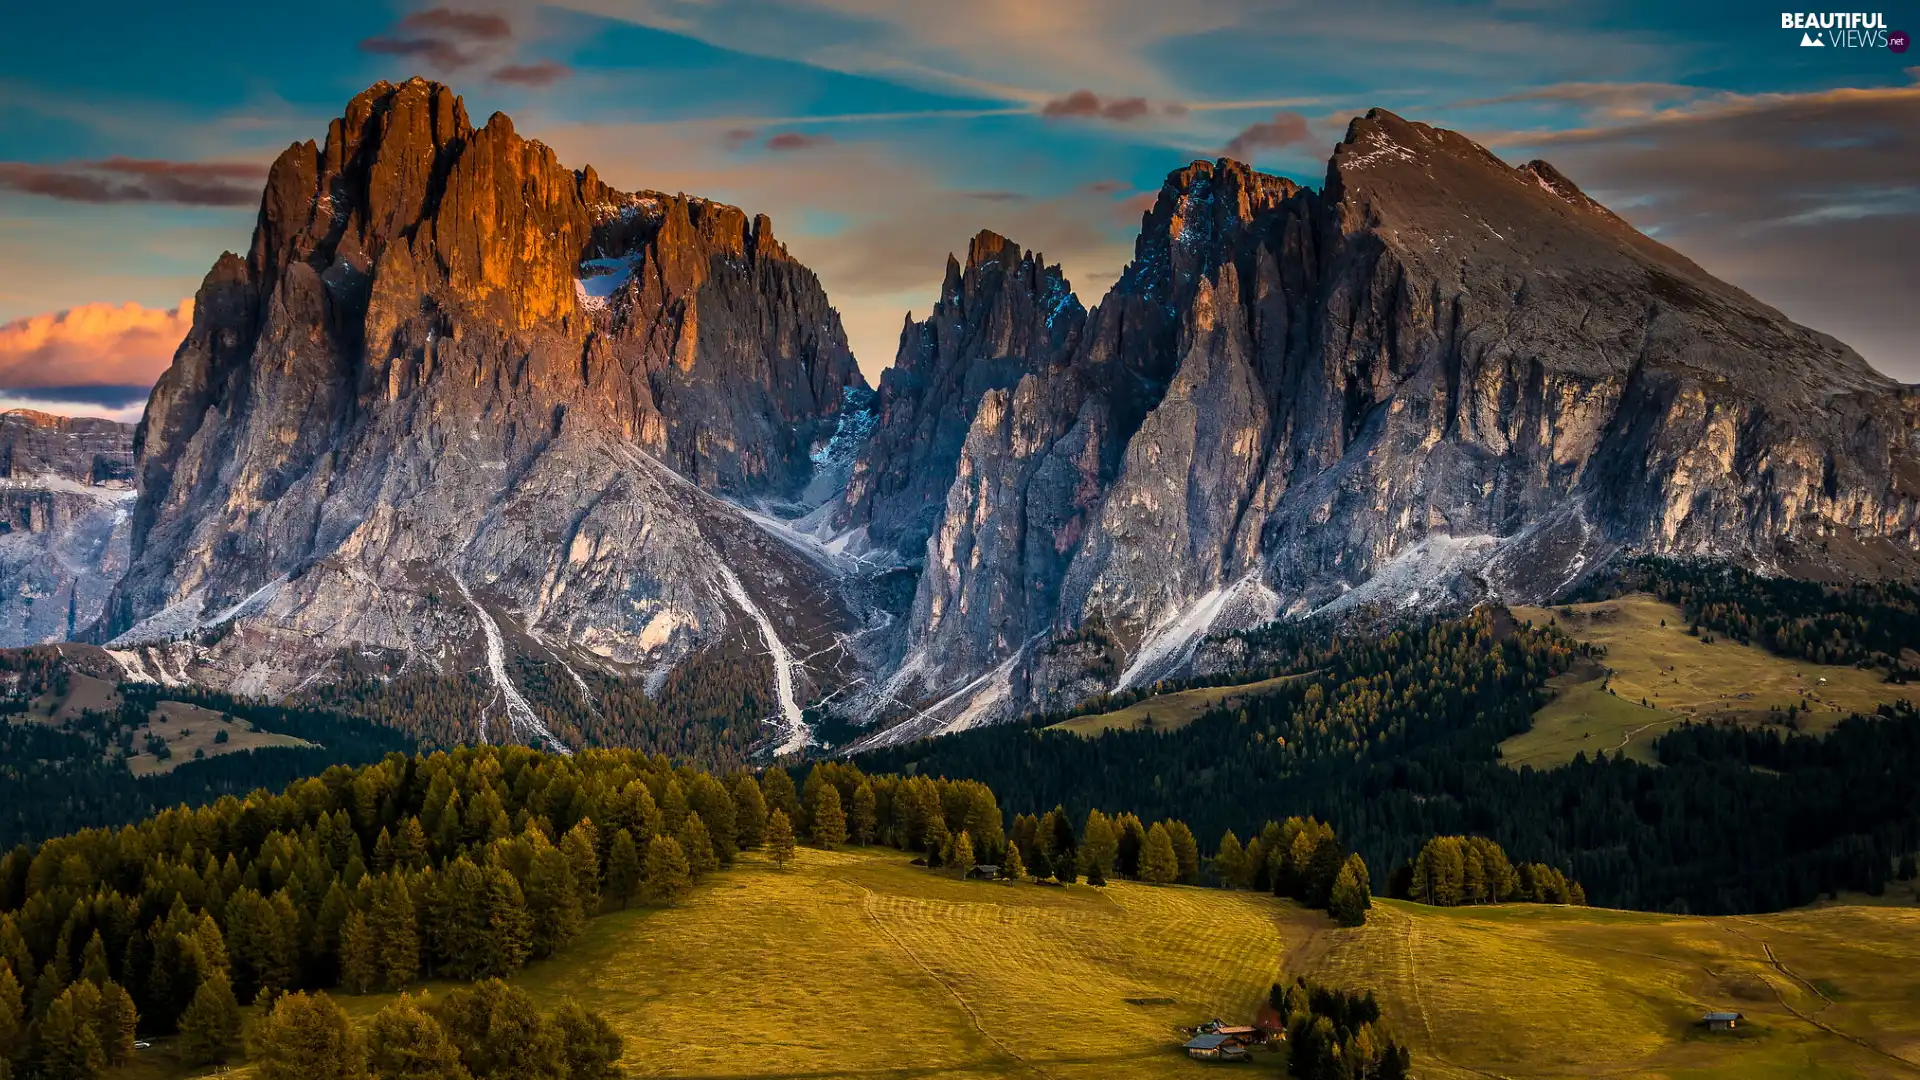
0,410,134,647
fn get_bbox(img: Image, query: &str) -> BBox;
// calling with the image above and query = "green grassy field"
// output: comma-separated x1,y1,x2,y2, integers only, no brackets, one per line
1291,898,1920,1080
1501,594,1920,769
129,847,1920,1080
1049,673,1306,736
13,671,308,775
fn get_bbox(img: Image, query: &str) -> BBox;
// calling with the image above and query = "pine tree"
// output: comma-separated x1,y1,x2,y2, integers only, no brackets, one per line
369,874,419,989
1329,854,1372,927
605,830,641,908
478,865,534,977
1000,843,1026,882
339,911,377,993
35,984,105,1080
1053,847,1079,885
766,810,797,870
178,973,241,1066
552,999,625,1080
851,783,878,846
561,821,603,913
951,831,975,876
0,961,22,1064
366,994,469,1080
1167,821,1200,884
731,777,768,849
680,812,719,879
1140,823,1179,885
1080,810,1117,884
922,814,950,865
92,981,136,1066
524,844,586,959
246,991,366,1080
760,769,801,832
642,836,691,905
78,932,109,986
809,783,848,849
1214,830,1248,889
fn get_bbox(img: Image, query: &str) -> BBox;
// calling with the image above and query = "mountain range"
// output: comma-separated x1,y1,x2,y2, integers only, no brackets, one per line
42,77,1920,754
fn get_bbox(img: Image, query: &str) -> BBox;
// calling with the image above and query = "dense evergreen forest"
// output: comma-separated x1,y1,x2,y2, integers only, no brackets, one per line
0,747,1028,1078
1573,557,1920,678
859,610,1920,914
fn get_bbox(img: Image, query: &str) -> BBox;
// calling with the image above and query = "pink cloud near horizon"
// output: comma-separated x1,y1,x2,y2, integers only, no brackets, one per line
0,300,191,391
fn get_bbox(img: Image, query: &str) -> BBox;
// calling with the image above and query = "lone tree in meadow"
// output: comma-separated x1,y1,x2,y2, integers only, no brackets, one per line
1141,823,1180,885
810,783,848,849
1329,853,1373,927
767,809,797,869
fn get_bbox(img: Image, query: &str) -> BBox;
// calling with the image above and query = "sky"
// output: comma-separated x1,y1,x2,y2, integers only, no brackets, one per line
0,1,1915,422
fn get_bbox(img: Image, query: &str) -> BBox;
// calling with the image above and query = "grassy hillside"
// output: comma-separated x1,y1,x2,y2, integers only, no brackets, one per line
1293,898,1920,1080
132,848,1920,1080
1501,594,1920,768
16,670,311,775
1049,673,1306,735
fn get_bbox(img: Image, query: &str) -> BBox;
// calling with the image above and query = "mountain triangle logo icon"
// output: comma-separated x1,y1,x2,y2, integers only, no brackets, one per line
1800,31,1826,45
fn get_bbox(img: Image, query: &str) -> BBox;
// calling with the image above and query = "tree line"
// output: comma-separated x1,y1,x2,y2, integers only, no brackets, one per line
859,609,1920,913
1402,836,1584,907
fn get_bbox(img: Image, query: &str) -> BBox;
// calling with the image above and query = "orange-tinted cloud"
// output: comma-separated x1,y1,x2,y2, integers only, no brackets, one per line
1222,111,1313,159
0,300,191,391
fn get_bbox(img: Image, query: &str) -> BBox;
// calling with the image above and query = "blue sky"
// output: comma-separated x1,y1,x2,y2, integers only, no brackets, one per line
1,0,1916,418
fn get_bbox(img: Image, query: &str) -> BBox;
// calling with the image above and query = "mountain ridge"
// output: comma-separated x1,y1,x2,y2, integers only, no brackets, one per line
19,85,1914,757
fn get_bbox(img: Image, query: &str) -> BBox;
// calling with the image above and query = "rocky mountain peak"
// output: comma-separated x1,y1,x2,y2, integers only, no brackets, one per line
99,81,868,719
834,229,1085,558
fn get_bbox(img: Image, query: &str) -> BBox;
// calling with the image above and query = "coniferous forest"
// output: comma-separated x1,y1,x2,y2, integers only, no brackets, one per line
859,609,1920,914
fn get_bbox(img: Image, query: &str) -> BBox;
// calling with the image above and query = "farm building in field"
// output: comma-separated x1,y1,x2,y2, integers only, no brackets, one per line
1195,1019,1265,1044
1705,1012,1745,1031
1184,1033,1249,1061
966,865,999,880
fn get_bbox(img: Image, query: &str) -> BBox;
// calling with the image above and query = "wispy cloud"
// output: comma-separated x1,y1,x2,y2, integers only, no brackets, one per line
766,131,834,151
493,60,573,86
0,158,268,207
1041,90,1156,122
1221,111,1313,160
361,5,519,72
